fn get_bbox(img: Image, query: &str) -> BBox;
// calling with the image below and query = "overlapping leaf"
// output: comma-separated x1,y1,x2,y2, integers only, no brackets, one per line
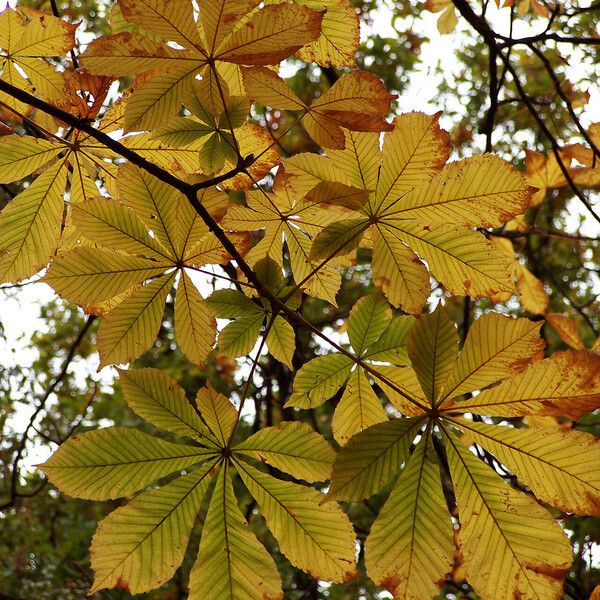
40,368,354,597
80,0,327,133
288,295,420,444
330,307,600,599
44,163,234,366
285,112,533,313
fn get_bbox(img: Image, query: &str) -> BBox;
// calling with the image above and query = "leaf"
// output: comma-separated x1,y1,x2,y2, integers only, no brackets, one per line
407,304,458,404
119,0,202,49
215,4,324,65
374,112,451,212
332,367,387,445
347,295,391,357
442,428,572,600
218,312,265,358
72,198,171,261
440,313,544,403
241,65,306,111
124,65,199,132
0,135,60,183
385,155,531,227
365,432,454,599
97,272,174,367
195,385,238,447
364,315,414,364
44,247,169,308
310,217,369,260
235,459,356,582
327,418,424,502
266,315,295,369
188,463,282,600
295,0,359,67
0,160,67,282
449,417,600,515
385,220,516,299
118,367,219,446
545,313,585,349
373,365,429,416
372,225,430,315
287,354,353,409
207,288,263,318
456,349,600,419
235,421,335,483
90,463,215,594
39,427,213,500
175,271,216,364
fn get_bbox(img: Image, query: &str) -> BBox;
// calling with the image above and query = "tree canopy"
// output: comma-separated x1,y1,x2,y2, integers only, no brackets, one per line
0,0,599,599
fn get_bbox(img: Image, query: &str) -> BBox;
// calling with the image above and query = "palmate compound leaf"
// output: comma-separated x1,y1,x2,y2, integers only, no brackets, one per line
80,0,326,133
329,308,600,599
242,66,395,149
221,168,350,304
287,295,420,444
41,368,354,596
44,163,231,367
285,112,533,314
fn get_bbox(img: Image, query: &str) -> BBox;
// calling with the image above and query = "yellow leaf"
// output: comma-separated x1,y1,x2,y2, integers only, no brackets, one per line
454,349,600,419
188,463,282,600
175,271,216,364
450,417,600,515
195,385,238,447
235,459,356,582
443,428,572,600
408,304,458,404
119,0,203,49
0,160,67,282
440,313,544,403
0,135,60,183
91,464,215,594
365,432,454,599
241,65,306,111
266,314,295,369
97,272,174,367
215,4,324,65
295,0,359,67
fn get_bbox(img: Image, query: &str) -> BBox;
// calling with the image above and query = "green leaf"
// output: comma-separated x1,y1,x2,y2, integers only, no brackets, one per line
348,295,391,356
39,427,214,500
327,418,423,502
332,368,387,445
266,315,295,369
235,459,356,582
287,354,353,409
206,288,264,318
218,312,264,358
90,463,215,594
407,304,458,404
363,315,414,364
235,421,335,483
188,463,282,600
118,368,219,447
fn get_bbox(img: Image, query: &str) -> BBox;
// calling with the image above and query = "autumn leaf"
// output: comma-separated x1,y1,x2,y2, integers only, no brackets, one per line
329,307,600,599
40,368,355,596
286,112,531,313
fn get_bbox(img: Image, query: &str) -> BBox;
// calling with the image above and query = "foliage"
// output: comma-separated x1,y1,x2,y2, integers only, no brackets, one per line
0,0,599,599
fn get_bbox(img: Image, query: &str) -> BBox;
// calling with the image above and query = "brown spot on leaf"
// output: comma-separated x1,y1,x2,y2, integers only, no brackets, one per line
380,574,403,594
114,576,130,591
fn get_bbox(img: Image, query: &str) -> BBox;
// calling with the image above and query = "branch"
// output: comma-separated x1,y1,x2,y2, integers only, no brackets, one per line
1,316,96,510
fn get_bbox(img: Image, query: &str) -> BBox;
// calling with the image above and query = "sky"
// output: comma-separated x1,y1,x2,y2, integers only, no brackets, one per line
1,0,599,468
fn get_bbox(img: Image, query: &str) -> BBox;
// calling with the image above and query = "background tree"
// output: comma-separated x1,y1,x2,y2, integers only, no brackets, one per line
0,0,599,599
